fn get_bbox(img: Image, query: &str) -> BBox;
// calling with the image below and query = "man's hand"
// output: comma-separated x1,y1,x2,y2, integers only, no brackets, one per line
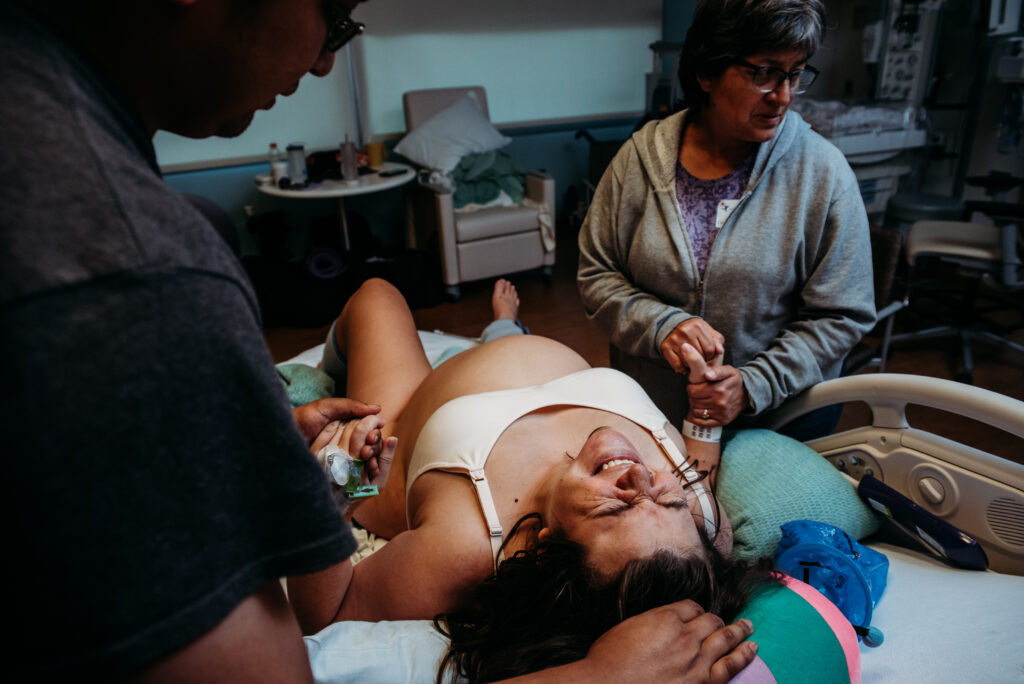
578,600,757,684
293,398,381,446
661,319,725,374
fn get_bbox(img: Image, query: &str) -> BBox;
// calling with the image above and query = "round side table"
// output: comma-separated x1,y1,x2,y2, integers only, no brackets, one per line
256,162,415,251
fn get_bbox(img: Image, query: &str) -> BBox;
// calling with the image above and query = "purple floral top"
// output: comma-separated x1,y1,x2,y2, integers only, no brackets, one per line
675,153,754,275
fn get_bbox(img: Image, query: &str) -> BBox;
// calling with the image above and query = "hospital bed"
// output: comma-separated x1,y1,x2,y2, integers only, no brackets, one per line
764,373,1024,683
285,333,1024,683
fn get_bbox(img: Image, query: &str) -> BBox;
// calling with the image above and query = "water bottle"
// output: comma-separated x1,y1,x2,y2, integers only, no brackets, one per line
340,138,358,183
286,142,308,187
268,142,287,186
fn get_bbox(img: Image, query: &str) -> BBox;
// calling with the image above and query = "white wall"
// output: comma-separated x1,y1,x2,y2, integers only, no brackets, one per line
154,0,660,169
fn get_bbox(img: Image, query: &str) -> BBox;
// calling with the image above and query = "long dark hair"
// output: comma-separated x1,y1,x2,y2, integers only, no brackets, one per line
434,515,773,684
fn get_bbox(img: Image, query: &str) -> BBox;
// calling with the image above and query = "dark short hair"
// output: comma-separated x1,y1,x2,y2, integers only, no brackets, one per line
434,517,773,684
679,0,827,111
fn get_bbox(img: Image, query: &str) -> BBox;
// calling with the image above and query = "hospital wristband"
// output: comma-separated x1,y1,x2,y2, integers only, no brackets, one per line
682,419,722,443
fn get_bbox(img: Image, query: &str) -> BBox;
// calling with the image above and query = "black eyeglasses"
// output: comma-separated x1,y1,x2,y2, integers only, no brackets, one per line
732,59,819,94
324,1,365,53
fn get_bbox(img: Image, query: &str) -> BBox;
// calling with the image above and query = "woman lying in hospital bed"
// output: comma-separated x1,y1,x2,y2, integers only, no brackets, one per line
281,279,1024,683
287,277,772,683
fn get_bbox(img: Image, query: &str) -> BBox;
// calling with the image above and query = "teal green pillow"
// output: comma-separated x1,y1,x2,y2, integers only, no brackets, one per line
717,429,881,560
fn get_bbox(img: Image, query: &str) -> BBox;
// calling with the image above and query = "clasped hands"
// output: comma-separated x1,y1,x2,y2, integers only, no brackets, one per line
661,319,747,427
293,398,397,495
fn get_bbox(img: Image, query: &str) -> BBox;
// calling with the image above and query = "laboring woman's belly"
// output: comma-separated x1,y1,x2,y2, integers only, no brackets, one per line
352,335,589,538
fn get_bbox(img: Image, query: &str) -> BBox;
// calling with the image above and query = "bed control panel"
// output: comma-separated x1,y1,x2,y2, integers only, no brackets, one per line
858,475,989,571
828,449,882,481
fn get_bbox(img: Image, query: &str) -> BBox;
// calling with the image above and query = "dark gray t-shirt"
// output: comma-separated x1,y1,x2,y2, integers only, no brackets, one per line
0,4,356,676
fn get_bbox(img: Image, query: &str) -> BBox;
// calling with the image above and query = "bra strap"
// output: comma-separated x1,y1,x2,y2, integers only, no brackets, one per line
469,468,505,571
652,428,718,541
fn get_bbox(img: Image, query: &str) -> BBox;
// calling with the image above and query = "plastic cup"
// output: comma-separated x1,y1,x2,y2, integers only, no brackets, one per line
366,141,385,169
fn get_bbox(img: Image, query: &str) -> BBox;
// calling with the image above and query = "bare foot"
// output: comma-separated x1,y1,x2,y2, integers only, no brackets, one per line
491,278,520,320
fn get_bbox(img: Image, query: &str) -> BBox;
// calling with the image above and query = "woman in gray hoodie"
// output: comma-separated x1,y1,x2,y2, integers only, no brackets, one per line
578,0,876,440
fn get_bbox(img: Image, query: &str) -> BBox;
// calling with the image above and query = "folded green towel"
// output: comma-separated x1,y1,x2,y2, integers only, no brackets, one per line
277,363,335,407
452,150,525,208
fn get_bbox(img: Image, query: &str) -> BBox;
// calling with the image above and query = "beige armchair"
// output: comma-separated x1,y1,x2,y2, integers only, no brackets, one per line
401,87,555,300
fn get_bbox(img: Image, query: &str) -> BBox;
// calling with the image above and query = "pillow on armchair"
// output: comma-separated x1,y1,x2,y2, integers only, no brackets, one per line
394,92,511,174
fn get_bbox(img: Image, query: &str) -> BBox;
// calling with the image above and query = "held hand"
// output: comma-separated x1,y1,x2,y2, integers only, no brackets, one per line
317,415,397,491
678,343,725,490
687,365,747,428
661,320,725,375
334,414,397,485
294,397,381,446
678,342,724,384
581,600,757,684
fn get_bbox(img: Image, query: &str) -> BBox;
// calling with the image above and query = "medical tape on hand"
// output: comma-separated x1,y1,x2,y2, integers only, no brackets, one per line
317,444,378,499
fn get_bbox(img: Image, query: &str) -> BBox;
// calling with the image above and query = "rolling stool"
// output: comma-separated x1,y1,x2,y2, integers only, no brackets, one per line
965,171,1023,203
884,192,966,236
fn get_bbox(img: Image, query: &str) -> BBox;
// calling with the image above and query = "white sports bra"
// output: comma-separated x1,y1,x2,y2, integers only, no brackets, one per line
406,368,718,568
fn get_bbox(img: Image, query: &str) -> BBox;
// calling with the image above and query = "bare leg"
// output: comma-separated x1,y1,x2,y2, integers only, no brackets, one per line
332,278,431,423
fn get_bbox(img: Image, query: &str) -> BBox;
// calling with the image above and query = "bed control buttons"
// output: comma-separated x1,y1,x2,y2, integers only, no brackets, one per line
827,450,881,481
918,476,946,505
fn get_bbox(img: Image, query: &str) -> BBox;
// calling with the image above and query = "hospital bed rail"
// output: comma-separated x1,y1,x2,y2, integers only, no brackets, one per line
765,373,1024,575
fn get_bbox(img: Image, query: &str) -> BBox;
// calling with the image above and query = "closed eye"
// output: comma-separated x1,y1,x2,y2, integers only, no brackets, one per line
592,498,687,518
592,502,629,518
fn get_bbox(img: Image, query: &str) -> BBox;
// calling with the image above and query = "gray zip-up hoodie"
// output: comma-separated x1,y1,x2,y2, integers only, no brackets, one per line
578,108,876,421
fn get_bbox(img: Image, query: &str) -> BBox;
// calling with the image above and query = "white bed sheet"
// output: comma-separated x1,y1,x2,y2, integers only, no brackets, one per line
862,541,1024,683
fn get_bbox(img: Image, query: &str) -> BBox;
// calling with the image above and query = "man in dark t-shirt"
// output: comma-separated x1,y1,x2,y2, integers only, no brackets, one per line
0,0,380,679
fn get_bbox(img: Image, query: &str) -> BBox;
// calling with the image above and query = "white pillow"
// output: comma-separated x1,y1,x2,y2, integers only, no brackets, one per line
394,93,511,174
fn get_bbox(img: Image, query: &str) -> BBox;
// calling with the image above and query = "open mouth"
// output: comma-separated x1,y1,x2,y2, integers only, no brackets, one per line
592,455,641,475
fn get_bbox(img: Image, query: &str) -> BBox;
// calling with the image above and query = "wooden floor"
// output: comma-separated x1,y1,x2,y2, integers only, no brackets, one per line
264,227,1024,465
